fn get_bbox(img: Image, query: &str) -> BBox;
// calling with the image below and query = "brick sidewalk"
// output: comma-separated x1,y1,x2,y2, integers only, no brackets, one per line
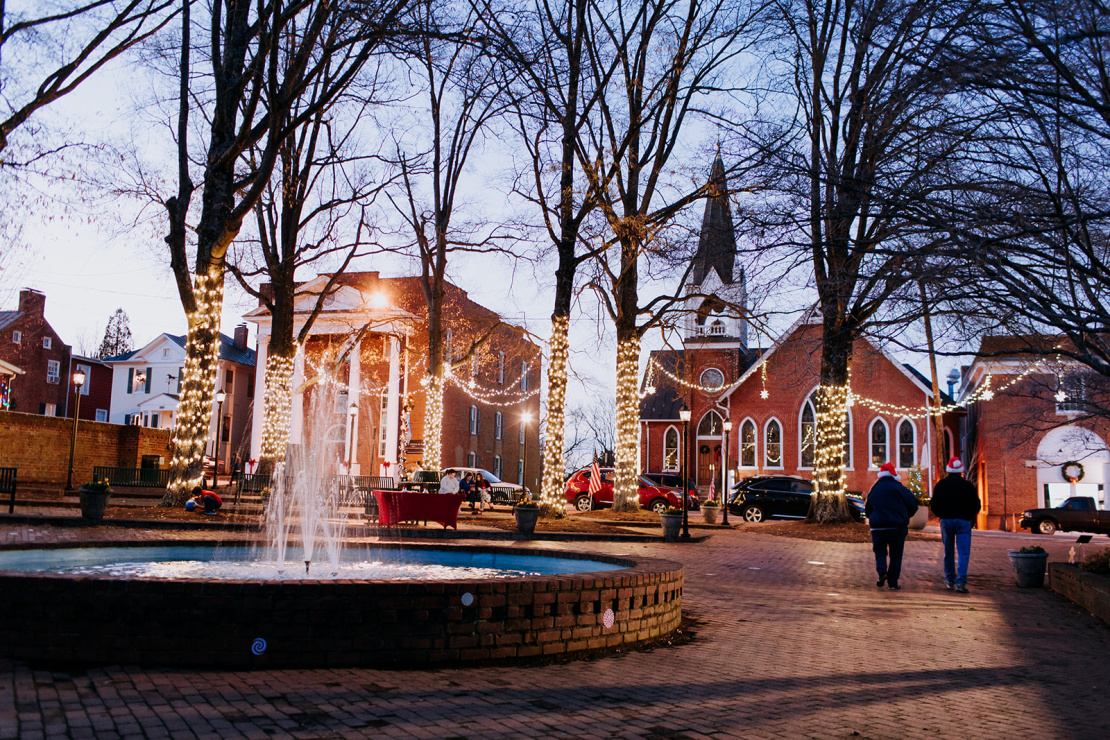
1,523,1108,739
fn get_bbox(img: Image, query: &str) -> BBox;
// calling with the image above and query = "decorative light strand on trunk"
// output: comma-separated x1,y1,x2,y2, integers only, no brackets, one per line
612,336,642,512
422,373,444,470
259,352,296,470
539,315,570,513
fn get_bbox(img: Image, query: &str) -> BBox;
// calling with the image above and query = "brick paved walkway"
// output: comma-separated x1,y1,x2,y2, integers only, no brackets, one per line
1,522,1108,739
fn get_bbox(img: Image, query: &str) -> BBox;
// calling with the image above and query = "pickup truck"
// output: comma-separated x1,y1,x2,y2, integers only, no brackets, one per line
1020,497,1110,536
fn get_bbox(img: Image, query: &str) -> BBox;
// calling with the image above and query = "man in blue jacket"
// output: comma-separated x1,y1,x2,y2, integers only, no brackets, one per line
930,457,981,593
865,462,919,590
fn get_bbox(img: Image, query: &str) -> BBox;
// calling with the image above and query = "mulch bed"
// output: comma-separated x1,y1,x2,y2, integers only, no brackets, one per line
758,519,938,543
469,512,641,535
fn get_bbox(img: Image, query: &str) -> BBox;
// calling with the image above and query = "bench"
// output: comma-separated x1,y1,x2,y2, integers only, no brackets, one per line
0,468,15,514
373,491,466,529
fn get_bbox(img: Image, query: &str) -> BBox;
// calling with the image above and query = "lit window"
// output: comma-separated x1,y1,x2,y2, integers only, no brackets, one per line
898,420,915,468
663,427,679,471
379,390,389,456
800,400,815,468
765,419,781,467
46,360,60,384
445,329,453,364
697,411,722,436
740,420,756,467
870,419,889,467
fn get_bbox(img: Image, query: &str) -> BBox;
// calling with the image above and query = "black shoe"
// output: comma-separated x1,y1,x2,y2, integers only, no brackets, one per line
945,580,955,591
876,574,887,588
955,584,969,594
888,583,901,590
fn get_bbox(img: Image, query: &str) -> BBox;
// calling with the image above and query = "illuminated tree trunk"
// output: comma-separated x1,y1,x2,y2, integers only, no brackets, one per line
612,333,641,512
163,270,224,505
539,314,570,515
258,347,296,475
809,330,854,523
423,372,444,470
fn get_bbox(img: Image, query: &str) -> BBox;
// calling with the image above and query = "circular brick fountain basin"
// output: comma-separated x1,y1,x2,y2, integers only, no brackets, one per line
0,541,683,668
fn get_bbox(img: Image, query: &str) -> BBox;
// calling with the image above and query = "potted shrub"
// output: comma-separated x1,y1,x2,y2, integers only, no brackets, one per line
905,466,929,530
513,496,540,534
1009,545,1049,588
701,498,720,524
78,479,111,520
660,506,683,541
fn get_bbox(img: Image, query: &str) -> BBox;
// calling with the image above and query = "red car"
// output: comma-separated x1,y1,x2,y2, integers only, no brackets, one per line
564,467,695,513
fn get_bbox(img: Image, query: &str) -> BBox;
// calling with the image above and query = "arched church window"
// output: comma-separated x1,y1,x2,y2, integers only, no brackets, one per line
870,419,889,467
765,419,782,467
699,368,724,390
898,419,915,468
800,401,816,468
663,427,679,471
697,410,723,436
740,420,756,467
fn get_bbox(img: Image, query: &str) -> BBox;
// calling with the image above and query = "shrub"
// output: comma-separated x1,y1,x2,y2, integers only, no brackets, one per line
1017,545,1046,555
701,499,720,507
81,480,111,493
1078,549,1110,575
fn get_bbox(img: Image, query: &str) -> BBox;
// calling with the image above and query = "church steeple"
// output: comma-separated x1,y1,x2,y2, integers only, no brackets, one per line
690,155,737,286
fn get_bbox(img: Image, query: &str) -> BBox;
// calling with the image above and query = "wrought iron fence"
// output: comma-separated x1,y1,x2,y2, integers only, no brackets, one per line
92,466,171,487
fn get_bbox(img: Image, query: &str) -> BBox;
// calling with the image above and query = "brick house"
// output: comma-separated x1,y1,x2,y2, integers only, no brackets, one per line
244,272,541,486
103,329,257,472
640,161,960,496
958,336,1110,530
0,289,73,416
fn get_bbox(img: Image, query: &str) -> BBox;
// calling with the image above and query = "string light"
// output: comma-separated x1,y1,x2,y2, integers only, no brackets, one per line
612,336,642,512
444,372,541,404
166,272,223,502
423,373,444,470
539,315,570,514
811,384,850,505
259,352,296,471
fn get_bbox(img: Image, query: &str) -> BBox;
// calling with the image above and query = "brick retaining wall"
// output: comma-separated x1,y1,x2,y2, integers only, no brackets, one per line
0,410,171,485
1049,563,1110,627
0,542,683,668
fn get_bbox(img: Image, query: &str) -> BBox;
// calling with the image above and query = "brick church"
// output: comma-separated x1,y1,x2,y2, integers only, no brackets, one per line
639,159,962,497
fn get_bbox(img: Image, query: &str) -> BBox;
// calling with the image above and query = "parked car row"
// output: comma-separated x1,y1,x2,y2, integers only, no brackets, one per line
726,475,865,522
564,467,699,514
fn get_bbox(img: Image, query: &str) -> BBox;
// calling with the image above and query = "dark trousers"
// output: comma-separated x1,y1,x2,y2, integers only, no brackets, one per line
871,527,908,585
202,495,222,514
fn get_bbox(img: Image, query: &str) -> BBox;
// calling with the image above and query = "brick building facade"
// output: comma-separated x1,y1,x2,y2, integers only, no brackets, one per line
66,355,114,422
246,273,541,486
959,336,1110,530
0,289,72,416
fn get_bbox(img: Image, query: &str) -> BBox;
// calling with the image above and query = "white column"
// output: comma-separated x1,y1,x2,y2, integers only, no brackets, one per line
1103,462,1110,509
385,337,401,472
347,339,361,474
249,329,269,464
290,346,305,443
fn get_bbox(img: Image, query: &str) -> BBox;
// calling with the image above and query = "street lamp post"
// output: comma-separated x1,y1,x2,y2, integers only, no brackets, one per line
214,391,226,490
678,404,691,540
521,411,532,497
722,419,732,526
347,403,358,474
65,369,86,491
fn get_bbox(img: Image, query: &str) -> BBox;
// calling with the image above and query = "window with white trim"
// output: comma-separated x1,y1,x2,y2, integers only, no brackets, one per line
870,419,889,467
46,360,60,384
520,361,529,391
379,389,389,456
11,331,20,344
76,364,91,395
494,411,503,440
663,426,679,471
898,419,915,468
740,420,756,467
764,419,782,468
42,403,56,417
42,336,51,349
1056,372,1087,413
95,409,108,422
498,351,504,384
469,405,479,435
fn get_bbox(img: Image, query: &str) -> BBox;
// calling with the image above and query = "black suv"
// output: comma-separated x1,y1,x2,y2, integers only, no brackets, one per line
727,475,864,522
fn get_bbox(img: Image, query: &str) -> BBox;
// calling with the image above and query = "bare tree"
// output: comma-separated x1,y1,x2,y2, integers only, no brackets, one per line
161,0,413,504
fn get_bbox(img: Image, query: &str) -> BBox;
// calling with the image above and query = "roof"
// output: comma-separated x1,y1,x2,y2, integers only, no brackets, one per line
640,350,686,420
690,156,737,286
901,364,955,406
104,333,256,367
0,311,18,332
976,334,1066,358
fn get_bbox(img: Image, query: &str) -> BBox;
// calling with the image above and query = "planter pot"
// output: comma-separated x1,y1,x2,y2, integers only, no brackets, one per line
1009,551,1049,588
701,505,719,525
908,506,928,530
78,488,111,520
660,512,683,541
513,506,540,534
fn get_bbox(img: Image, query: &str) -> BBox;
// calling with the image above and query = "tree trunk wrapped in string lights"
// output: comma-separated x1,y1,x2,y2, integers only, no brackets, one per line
809,383,855,523
612,335,642,513
539,315,570,516
164,272,224,505
422,373,444,471
258,350,296,475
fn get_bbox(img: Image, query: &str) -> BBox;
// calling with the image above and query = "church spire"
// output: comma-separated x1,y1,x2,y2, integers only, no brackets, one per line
690,155,737,286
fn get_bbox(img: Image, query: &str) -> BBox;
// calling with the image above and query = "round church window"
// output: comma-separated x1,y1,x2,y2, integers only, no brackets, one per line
700,368,725,390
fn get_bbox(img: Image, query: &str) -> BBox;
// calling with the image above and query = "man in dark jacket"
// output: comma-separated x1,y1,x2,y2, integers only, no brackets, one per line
865,462,919,590
930,457,981,593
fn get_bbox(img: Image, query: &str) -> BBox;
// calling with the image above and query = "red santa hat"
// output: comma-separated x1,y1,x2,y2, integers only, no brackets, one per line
946,457,964,474
877,462,899,480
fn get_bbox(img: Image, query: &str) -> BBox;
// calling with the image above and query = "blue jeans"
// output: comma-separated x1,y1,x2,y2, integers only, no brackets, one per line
871,528,908,585
940,518,972,586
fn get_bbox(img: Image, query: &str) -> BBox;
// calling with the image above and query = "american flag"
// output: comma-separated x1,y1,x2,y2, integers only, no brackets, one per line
588,457,602,499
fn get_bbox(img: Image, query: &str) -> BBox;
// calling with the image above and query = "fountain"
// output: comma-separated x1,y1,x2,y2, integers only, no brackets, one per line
0,375,684,667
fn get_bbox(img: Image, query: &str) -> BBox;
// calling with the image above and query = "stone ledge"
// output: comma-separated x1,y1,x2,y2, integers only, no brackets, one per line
1049,563,1110,627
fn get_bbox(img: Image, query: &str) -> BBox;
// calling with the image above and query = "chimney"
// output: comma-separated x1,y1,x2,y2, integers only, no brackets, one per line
234,324,249,349
18,288,45,317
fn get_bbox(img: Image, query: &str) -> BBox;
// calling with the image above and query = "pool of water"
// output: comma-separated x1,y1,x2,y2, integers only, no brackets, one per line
0,545,626,581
